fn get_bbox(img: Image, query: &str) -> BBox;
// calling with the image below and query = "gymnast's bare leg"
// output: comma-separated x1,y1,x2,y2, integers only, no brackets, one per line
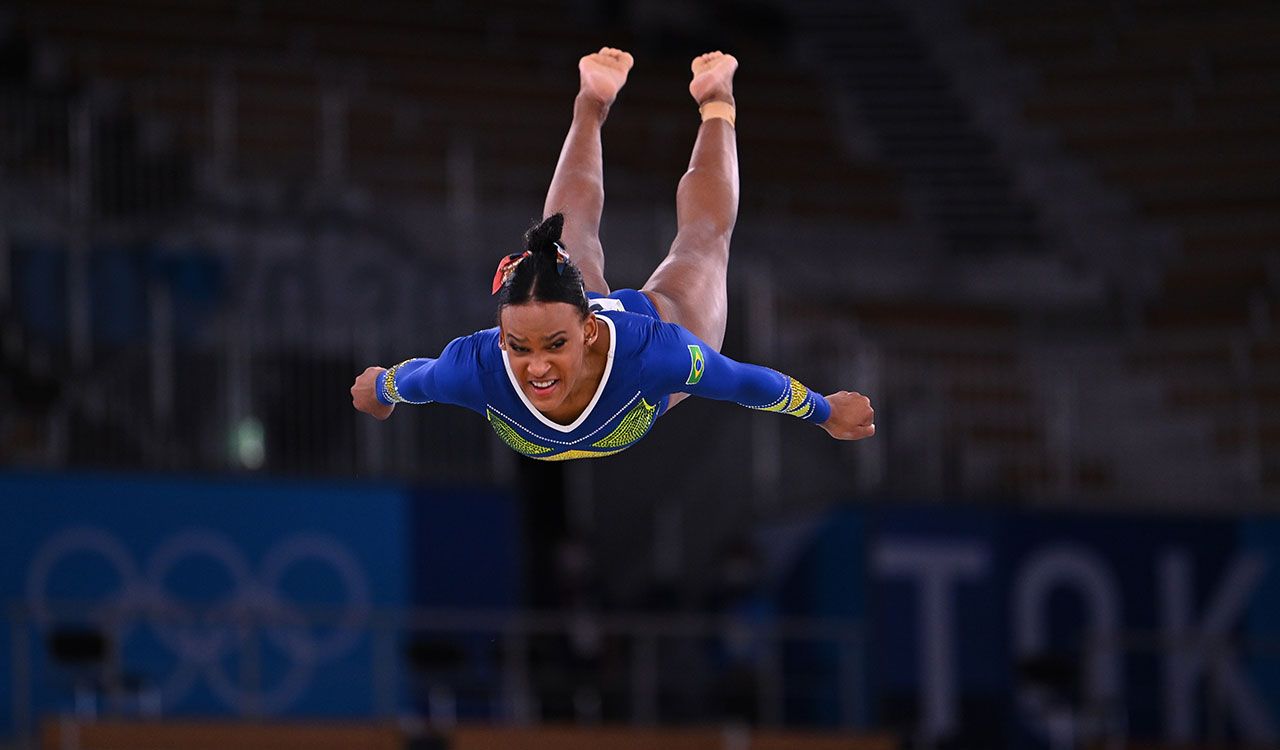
642,51,739,407
542,47,633,295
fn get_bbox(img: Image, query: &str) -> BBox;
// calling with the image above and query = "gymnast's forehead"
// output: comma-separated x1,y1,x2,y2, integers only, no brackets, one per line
500,300,588,332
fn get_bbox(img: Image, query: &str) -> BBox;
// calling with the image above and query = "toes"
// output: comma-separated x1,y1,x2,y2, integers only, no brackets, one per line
691,51,727,72
591,47,633,70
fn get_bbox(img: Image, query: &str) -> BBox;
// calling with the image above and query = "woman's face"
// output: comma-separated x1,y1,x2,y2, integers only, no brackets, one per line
500,301,597,412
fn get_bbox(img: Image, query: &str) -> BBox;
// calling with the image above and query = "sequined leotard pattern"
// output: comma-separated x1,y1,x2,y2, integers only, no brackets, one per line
377,289,830,461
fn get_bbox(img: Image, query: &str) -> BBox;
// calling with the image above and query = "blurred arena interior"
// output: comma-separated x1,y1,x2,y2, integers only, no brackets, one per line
1,0,1278,748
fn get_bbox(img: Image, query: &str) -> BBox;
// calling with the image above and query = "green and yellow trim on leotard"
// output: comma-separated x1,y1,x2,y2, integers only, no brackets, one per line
747,376,815,420
486,397,660,460
539,447,627,461
592,399,658,449
487,410,553,456
382,359,414,404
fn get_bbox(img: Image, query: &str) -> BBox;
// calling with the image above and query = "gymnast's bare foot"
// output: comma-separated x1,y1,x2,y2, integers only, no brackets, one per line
689,51,737,106
578,47,634,106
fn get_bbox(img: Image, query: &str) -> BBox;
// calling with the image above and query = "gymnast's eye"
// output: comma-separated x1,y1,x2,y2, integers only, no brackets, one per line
509,342,529,353
549,339,566,350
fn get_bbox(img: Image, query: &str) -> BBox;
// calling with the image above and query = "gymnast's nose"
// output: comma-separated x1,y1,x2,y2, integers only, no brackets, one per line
528,358,553,378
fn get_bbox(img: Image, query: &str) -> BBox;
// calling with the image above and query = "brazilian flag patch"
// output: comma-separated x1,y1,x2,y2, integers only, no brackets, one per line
686,344,705,385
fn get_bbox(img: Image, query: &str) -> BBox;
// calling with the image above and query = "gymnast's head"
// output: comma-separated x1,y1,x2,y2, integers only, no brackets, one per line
493,213,600,411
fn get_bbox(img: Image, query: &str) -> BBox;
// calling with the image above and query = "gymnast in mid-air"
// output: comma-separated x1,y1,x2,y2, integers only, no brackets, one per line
350,48,875,461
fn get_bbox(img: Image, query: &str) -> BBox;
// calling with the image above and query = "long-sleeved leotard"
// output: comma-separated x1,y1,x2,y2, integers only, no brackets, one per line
376,289,830,461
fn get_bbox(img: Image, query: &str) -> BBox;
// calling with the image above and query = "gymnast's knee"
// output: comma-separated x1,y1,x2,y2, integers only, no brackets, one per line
676,179,738,229
669,225,732,264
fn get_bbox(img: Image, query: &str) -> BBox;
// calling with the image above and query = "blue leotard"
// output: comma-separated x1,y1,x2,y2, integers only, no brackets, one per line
376,289,831,461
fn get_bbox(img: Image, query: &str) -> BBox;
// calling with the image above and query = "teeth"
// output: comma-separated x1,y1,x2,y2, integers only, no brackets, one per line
532,380,555,388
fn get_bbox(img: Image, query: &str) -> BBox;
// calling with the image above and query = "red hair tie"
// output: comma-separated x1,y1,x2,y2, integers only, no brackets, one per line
490,243,573,295
491,251,530,295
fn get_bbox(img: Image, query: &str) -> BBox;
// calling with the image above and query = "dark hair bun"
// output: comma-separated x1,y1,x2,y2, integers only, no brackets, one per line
496,213,589,318
524,213,565,257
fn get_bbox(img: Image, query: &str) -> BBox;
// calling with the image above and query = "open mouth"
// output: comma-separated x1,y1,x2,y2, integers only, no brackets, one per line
529,379,559,396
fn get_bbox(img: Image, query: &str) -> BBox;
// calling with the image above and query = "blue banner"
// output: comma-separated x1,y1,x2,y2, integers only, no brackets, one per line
775,503,1280,747
0,471,413,733
410,486,522,609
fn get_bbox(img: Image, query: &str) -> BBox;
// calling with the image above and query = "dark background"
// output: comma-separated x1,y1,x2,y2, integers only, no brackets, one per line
1,0,1277,747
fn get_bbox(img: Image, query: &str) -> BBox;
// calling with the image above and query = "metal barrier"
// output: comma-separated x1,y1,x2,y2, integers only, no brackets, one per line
5,600,869,749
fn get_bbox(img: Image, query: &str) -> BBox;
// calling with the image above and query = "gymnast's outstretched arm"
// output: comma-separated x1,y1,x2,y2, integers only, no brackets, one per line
350,335,487,420
648,321,875,441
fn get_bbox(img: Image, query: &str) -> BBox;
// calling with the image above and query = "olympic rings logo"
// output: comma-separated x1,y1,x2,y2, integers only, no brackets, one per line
26,527,372,714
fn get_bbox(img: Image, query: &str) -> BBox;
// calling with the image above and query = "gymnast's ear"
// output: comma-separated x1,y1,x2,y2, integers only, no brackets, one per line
583,312,598,345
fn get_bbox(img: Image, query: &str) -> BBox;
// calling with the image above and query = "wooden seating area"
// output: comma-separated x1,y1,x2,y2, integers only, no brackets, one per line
786,295,1066,497
19,0,903,220
973,0,1278,328
972,0,1280,498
